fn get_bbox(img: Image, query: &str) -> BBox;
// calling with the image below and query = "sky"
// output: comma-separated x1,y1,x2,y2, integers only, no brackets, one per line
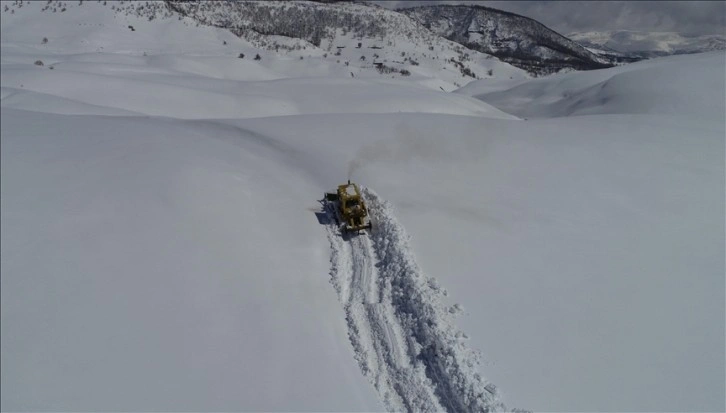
371,1,726,36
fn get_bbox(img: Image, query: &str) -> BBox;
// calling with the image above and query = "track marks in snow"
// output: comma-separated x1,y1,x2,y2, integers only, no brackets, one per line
323,189,505,413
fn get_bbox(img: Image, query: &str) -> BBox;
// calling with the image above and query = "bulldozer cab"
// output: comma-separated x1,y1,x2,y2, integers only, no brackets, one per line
344,198,359,208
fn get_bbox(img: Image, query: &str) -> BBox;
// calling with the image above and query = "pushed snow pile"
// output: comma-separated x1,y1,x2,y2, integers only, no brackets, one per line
323,188,504,413
467,51,725,119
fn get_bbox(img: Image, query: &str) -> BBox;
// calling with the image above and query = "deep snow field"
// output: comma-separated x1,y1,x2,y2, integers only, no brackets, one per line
2,1,724,412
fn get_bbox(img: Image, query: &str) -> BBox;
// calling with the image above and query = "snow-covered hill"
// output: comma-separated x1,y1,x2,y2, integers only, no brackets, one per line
399,4,616,76
569,30,726,58
164,0,530,90
0,0,529,91
463,51,725,120
2,0,724,412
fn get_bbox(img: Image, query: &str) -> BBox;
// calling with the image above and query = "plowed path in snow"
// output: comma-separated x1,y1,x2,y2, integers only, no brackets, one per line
323,188,505,413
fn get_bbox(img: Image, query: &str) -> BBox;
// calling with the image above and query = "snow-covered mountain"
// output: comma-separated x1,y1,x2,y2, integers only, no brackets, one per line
569,30,726,58
5,0,654,80
163,0,526,89
399,4,617,76
2,0,725,412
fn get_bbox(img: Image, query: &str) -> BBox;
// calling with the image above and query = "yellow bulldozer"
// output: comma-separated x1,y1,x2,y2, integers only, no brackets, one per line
325,180,372,233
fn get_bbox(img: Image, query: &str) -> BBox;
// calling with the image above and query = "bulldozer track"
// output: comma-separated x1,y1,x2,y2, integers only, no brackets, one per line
322,188,505,413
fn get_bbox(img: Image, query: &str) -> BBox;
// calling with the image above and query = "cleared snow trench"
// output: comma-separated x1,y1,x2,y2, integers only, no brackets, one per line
323,188,505,413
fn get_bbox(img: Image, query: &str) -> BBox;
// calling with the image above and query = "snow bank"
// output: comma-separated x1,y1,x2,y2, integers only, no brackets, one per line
365,189,505,413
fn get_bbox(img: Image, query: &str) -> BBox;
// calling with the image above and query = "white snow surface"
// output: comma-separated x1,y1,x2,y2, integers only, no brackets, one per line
466,51,725,120
2,1,724,412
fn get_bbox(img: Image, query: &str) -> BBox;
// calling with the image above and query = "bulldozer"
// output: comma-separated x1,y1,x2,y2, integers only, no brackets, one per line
325,180,372,233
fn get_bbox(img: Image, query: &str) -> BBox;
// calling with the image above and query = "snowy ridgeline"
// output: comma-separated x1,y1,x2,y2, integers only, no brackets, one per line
0,0,530,90
1,1,725,412
568,30,726,57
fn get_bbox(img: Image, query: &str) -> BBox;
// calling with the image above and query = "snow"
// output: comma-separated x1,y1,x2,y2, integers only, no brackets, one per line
2,1,724,412
1,68,514,119
470,52,725,120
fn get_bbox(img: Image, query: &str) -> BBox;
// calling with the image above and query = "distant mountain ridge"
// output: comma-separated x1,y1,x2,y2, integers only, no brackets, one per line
398,5,618,75
567,30,726,58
